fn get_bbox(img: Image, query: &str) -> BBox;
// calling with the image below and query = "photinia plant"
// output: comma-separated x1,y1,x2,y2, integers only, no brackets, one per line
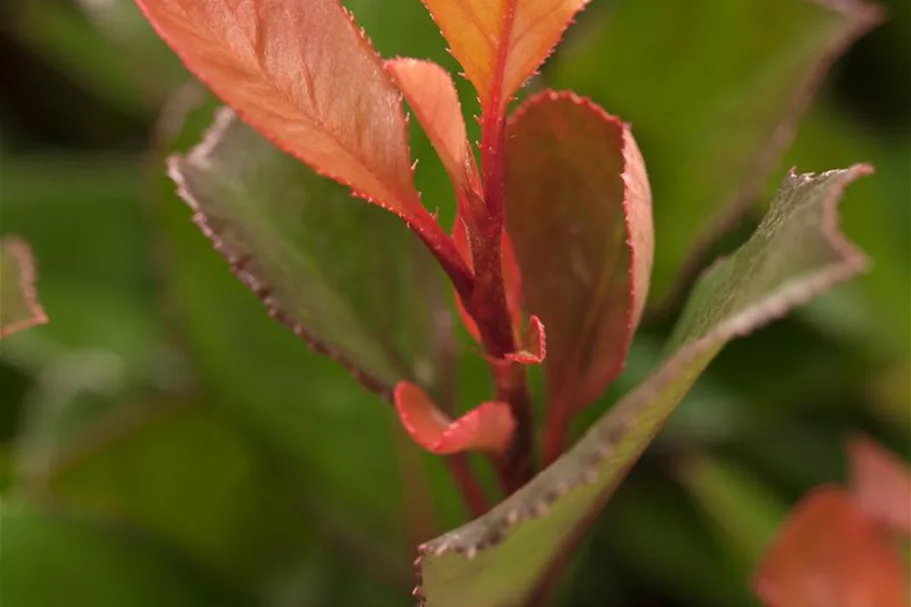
135,0,881,604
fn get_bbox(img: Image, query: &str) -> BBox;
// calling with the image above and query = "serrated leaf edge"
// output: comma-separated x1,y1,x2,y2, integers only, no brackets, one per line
167,107,393,399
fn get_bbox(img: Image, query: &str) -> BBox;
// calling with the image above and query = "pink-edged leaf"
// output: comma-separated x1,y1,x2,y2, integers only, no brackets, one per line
135,0,469,281
848,434,911,536
420,0,589,112
394,382,515,455
1,236,48,339
753,486,909,607
386,58,479,197
505,91,653,414
415,165,870,607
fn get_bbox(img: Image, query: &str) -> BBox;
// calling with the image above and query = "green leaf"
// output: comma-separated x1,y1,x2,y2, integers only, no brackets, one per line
0,236,48,339
549,0,881,306
169,107,449,395
415,165,870,607
0,501,229,607
154,91,463,558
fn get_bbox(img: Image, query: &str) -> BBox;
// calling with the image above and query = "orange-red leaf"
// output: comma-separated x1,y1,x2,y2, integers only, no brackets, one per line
394,381,515,455
421,0,589,112
848,434,911,537
136,0,421,218
386,58,479,197
504,91,653,413
753,486,909,607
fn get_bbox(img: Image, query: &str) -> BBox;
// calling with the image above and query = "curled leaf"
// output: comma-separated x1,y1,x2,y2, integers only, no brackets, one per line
420,0,590,112
848,434,911,537
395,382,515,455
504,315,545,365
1,236,48,339
505,91,652,416
753,486,908,607
386,58,479,197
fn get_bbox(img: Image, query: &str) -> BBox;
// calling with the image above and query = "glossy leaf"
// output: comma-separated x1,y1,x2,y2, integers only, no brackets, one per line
0,236,49,339
169,107,449,394
387,58,479,197
753,486,908,607
550,0,881,306
848,434,911,536
415,165,870,607
395,382,515,455
421,0,589,112
504,91,652,414
0,501,225,607
135,0,468,278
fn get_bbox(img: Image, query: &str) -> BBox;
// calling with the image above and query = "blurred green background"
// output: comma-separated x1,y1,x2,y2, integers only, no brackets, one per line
0,0,908,605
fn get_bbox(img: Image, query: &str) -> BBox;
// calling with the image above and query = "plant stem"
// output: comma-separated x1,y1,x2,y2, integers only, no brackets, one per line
542,401,570,467
491,359,535,492
446,453,491,518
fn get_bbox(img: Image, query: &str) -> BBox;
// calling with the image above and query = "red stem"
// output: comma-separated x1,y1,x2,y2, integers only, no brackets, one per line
445,453,491,518
542,400,570,467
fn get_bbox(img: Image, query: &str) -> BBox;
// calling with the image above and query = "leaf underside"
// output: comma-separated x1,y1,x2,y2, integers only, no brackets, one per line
415,165,871,607
1,236,48,339
169,108,449,395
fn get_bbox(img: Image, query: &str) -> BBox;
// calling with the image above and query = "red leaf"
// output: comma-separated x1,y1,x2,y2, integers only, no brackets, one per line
394,381,515,456
420,0,589,113
386,58,479,197
753,486,909,607
504,91,653,416
848,434,911,537
136,0,471,287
